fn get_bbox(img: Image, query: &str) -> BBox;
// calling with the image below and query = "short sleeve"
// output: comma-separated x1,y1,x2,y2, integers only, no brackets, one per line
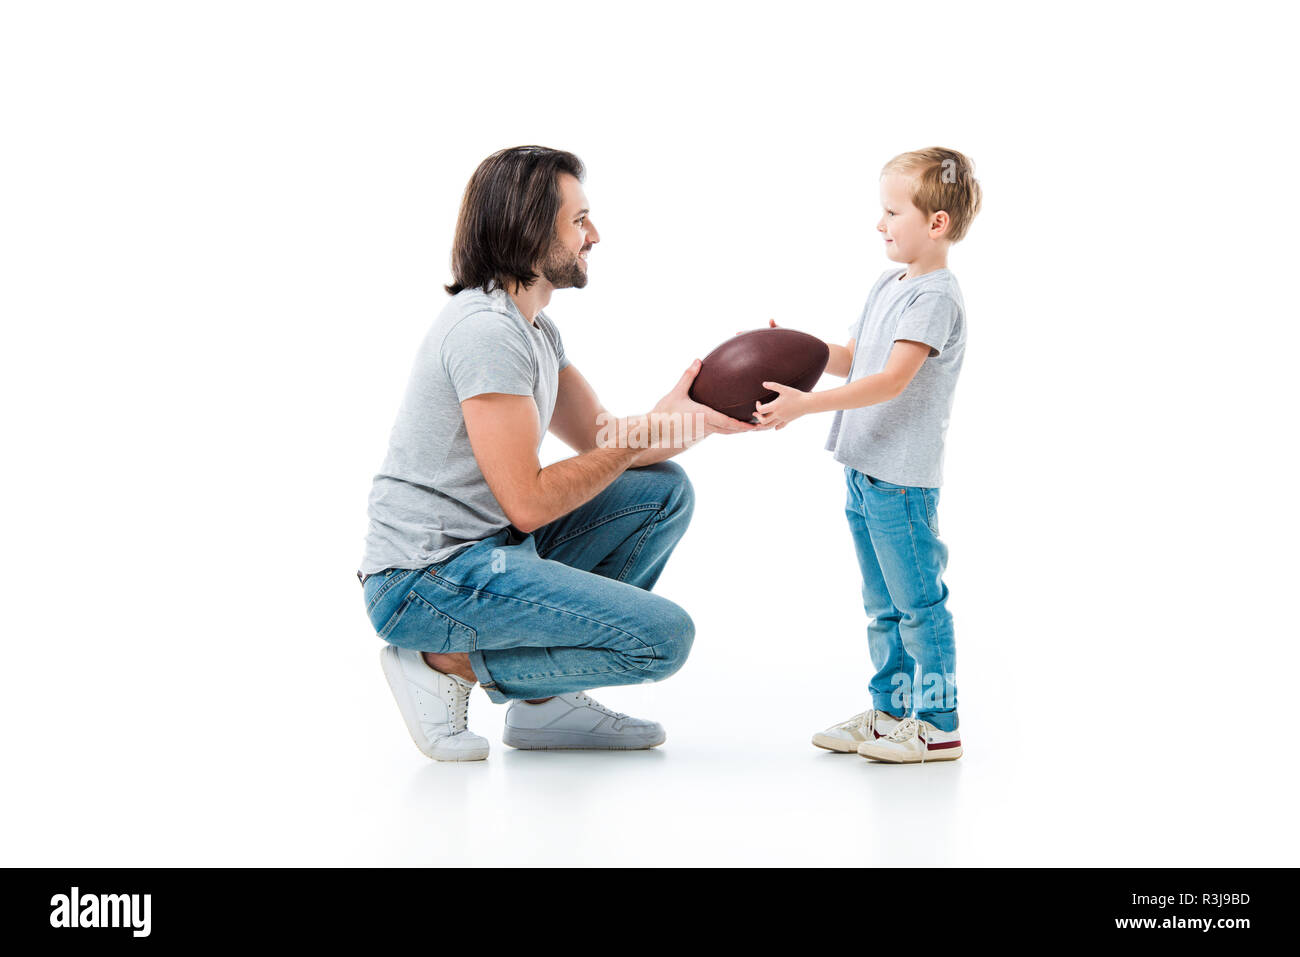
894,292,960,357
441,314,536,402
850,273,892,336
552,320,570,371
848,298,869,336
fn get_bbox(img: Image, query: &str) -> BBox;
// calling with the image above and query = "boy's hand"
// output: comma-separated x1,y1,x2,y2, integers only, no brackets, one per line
734,318,779,335
753,382,812,430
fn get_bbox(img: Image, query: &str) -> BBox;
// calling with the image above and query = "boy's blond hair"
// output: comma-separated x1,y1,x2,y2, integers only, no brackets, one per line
882,147,982,243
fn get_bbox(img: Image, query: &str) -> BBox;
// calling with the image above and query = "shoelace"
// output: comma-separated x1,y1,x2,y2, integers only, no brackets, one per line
448,679,471,733
885,717,928,763
837,710,876,734
574,692,626,719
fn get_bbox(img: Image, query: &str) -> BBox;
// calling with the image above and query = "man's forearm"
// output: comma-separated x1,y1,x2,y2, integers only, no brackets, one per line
629,412,694,466
600,412,704,467
629,445,682,467
526,444,639,531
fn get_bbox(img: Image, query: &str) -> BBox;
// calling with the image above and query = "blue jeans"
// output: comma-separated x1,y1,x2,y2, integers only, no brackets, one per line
844,466,958,731
361,461,696,702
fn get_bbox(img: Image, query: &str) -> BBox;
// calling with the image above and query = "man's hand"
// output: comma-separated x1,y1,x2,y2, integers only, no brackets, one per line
630,360,765,460
753,382,813,430
602,359,769,467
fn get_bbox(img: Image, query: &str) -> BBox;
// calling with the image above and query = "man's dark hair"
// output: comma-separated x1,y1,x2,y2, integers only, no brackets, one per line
445,146,586,296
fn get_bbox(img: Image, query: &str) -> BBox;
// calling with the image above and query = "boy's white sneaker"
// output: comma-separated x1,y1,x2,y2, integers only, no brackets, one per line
379,644,489,762
812,709,903,753
502,691,665,750
857,716,962,763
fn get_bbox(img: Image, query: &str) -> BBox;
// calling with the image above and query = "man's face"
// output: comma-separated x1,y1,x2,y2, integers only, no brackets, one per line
877,172,934,263
540,173,600,289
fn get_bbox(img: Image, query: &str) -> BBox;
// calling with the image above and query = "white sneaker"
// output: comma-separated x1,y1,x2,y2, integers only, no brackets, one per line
857,716,962,763
812,709,903,752
502,692,666,750
379,644,489,762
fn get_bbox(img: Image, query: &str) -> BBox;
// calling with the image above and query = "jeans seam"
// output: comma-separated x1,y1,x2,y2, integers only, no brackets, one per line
427,582,655,654
410,591,479,651
509,662,647,682
846,469,863,514
376,592,412,640
616,505,666,582
905,498,953,715
536,504,662,558
366,569,412,614
847,473,913,707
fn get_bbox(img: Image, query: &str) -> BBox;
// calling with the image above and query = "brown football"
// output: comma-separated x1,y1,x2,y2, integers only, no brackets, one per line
689,328,830,422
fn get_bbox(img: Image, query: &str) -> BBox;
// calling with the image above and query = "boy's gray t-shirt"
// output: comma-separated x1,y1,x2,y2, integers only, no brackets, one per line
359,287,569,576
825,267,966,488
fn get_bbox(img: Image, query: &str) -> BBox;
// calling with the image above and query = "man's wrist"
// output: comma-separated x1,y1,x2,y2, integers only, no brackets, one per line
597,412,705,454
590,441,640,465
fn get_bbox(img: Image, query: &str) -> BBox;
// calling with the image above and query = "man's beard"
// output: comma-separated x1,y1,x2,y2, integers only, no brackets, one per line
540,237,588,289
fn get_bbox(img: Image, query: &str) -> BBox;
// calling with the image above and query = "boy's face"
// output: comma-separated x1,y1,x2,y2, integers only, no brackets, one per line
877,172,935,263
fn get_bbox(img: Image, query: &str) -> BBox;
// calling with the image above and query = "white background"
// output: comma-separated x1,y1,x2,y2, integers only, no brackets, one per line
3,1,1297,866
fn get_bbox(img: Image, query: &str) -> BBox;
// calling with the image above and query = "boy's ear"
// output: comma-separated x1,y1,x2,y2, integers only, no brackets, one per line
929,210,951,239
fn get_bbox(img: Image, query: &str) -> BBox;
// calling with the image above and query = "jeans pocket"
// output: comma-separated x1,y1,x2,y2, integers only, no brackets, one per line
864,473,906,494
364,568,414,615
923,488,940,535
377,590,475,653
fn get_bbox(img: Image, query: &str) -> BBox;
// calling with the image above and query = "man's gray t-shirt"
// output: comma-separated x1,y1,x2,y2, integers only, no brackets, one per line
825,267,966,488
359,287,569,576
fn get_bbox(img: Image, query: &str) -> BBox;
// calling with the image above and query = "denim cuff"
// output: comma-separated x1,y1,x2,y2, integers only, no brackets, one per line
918,710,959,733
872,694,906,719
468,650,508,703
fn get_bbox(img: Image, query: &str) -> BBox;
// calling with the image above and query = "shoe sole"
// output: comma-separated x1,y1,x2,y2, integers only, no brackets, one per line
379,646,489,762
502,727,666,751
811,733,865,753
858,745,963,763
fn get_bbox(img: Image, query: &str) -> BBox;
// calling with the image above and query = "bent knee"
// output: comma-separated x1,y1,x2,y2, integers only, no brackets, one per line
641,602,695,679
653,460,694,519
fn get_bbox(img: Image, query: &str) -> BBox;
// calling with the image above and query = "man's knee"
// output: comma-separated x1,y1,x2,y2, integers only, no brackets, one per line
637,600,695,680
646,460,694,522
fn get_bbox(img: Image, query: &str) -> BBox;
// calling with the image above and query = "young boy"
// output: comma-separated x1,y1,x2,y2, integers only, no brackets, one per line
753,147,982,763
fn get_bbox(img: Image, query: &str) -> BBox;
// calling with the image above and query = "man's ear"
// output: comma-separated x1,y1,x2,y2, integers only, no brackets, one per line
929,210,951,239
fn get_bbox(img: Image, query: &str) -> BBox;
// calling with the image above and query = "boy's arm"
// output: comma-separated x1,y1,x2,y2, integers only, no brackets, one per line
806,339,930,412
754,339,931,428
825,339,855,378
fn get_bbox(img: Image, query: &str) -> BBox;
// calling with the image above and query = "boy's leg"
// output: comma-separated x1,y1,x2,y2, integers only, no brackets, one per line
854,473,958,732
844,468,914,718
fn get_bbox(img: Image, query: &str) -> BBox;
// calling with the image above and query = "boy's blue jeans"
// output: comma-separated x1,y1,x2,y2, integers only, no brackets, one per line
844,466,958,732
361,461,695,702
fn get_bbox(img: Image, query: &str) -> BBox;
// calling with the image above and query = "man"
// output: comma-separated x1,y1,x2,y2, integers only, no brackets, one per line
358,146,760,761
